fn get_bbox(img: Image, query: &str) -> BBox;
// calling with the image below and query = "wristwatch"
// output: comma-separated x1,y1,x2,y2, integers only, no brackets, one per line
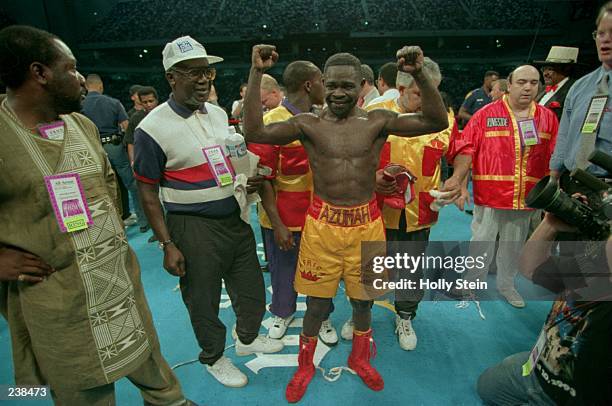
158,239,174,250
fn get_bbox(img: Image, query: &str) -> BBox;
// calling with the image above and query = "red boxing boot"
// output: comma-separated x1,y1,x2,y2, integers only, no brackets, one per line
286,335,317,403
348,329,384,391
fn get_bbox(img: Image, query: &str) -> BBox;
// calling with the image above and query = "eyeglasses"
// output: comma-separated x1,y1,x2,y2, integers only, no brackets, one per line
593,30,612,40
171,67,216,81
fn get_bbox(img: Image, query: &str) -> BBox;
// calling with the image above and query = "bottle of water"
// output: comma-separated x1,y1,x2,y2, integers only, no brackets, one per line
225,126,247,158
225,126,250,175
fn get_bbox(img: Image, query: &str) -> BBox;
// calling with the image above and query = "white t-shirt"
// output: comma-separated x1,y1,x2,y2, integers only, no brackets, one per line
232,99,243,116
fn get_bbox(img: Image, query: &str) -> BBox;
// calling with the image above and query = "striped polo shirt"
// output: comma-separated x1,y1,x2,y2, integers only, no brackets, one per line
133,96,239,216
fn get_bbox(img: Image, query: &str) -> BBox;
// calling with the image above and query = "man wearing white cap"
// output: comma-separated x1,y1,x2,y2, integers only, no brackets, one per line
534,46,579,121
134,35,283,388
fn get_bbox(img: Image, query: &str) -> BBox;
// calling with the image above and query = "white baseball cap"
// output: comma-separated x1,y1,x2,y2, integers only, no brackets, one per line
162,36,223,71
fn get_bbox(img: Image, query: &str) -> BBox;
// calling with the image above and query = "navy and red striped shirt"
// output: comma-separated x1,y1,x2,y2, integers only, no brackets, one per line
133,96,238,216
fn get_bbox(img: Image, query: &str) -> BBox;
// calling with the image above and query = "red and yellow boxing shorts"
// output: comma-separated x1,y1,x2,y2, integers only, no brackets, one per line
294,195,386,300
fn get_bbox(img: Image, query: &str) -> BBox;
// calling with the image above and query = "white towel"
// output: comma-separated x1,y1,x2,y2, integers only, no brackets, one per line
233,151,261,224
429,189,455,211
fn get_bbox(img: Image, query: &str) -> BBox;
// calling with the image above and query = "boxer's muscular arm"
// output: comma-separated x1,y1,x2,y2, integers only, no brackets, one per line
243,45,303,145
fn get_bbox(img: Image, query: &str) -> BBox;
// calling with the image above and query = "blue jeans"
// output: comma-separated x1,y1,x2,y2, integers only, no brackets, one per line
103,143,147,228
477,352,556,406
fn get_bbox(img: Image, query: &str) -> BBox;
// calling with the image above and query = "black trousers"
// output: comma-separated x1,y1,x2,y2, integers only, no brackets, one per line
386,210,430,319
167,212,266,365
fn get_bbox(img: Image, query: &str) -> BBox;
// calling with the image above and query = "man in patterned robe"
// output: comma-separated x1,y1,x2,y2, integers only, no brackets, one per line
0,25,193,406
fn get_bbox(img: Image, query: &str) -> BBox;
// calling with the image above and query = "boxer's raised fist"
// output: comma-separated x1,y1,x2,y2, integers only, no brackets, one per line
252,44,279,71
396,46,424,74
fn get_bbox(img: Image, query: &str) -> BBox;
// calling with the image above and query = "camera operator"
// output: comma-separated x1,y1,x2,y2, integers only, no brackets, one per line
477,211,612,405
549,2,612,201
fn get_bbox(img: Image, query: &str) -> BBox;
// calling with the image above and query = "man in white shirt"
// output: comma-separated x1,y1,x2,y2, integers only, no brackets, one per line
365,62,400,108
358,64,380,107
231,83,247,119
534,46,579,121
134,35,283,389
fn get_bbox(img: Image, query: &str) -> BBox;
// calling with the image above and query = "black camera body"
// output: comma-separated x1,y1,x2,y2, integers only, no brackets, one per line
526,150,612,240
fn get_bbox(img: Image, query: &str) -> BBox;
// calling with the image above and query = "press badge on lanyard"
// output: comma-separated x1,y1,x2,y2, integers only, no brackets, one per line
580,95,608,134
203,145,234,187
44,173,93,232
517,119,540,147
521,328,547,376
38,121,65,140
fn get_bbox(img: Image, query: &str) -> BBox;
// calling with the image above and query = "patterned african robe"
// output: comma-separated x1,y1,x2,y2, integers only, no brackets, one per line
0,99,158,390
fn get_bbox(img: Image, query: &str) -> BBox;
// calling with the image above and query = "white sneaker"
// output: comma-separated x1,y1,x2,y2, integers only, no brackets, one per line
235,335,284,356
340,317,354,341
318,319,338,346
395,315,417,351
123,213,138,227
499,288,525,308
268,315,294,339
206,356,248,388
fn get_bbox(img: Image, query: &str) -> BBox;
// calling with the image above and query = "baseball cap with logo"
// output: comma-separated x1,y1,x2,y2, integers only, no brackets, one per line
162,36,223,71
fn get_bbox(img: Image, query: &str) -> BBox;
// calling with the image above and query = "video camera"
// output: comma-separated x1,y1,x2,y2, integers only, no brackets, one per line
526,149,612,240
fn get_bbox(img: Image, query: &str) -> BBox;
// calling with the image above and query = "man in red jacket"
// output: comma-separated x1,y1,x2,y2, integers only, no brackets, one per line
450,65,559,308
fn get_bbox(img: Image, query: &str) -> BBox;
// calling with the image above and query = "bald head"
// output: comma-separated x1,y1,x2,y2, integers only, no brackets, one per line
507,65,538,84
507,65,540,108
86,74,103,92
